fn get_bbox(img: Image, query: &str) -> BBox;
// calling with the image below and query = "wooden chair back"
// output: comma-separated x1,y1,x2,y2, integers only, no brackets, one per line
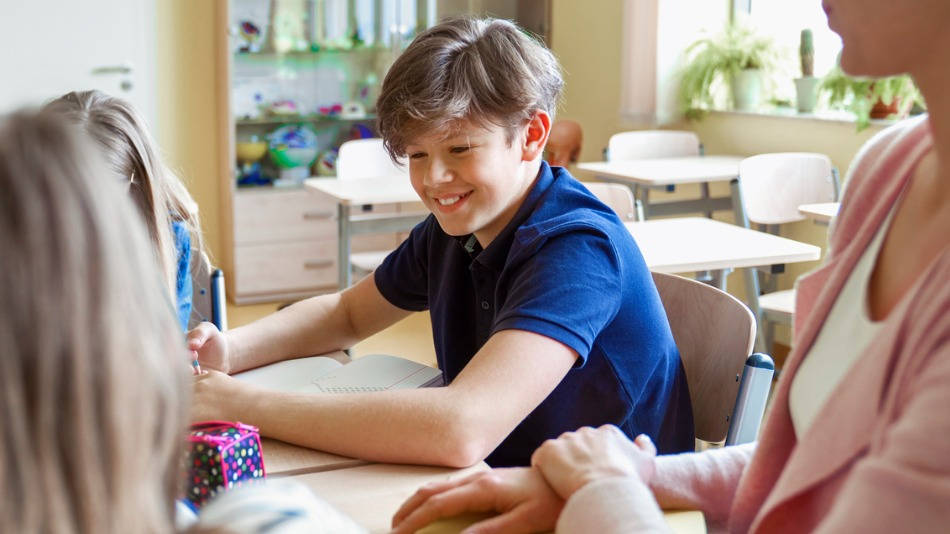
652,272,756,443
584,182,637,221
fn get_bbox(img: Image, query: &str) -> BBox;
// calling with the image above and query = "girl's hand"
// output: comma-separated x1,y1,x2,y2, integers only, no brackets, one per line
191,369,246,423
531,425,657,500
390,467,564,534
187,322,231,374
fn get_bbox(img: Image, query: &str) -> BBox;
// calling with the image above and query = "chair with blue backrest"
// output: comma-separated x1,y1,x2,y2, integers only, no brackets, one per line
652,271,774,446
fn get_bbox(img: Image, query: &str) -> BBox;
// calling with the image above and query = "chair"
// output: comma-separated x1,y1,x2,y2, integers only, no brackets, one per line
336,138,408,274
652,271,774,446
583,181,640,221
605,130,705,219
546,119,583,167
737,153,840,354
189,250,226,331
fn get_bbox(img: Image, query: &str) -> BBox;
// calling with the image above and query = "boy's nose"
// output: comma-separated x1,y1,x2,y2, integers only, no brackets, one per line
423,158,453,186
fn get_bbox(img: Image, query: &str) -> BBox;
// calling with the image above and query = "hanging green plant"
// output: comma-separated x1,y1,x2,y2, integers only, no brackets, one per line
677,23,780,119
819,65,924,131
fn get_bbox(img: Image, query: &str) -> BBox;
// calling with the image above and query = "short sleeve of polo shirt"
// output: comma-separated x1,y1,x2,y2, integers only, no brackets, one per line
492,226,622,365
373,217,432,311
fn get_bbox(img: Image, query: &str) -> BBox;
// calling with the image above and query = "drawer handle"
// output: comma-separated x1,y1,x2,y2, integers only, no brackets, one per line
302,211,334,220
304,259,333,270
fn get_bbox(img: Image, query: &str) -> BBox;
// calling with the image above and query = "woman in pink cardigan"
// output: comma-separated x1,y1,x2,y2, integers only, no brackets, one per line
391,1,950,532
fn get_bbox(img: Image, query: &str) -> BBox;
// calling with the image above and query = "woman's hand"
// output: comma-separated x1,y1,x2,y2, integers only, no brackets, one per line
390,467,564,534
531,425,657,500
187,322,231,374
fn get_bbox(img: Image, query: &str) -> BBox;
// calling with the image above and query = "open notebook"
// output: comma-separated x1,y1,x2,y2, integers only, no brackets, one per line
233,354,443,393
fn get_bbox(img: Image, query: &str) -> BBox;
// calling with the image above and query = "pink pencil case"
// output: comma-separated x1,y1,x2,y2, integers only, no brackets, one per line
186,420,266,508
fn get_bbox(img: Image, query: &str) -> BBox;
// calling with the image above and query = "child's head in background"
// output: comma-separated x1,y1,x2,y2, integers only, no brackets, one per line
0,110,189,532
44,90,205,299
376,18,564,245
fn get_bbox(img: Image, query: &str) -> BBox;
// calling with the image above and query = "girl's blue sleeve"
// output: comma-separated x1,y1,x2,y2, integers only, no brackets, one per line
172,221,192,331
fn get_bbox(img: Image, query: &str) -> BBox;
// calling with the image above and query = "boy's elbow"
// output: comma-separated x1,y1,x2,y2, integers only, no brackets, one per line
429,416,496,468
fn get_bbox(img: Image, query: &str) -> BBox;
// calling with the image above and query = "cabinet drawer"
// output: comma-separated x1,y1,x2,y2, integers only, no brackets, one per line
234,240,338,295
234,188,336,244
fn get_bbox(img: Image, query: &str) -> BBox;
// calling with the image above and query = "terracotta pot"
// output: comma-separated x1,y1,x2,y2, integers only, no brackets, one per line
869,97,901,119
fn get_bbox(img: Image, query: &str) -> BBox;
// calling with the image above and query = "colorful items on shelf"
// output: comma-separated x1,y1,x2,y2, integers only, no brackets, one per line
315,148,338,176
267,124,319,184
238,21,262,53
236,135,270,187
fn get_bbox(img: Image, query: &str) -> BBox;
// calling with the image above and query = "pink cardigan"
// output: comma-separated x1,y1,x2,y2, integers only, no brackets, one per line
557,115,950,533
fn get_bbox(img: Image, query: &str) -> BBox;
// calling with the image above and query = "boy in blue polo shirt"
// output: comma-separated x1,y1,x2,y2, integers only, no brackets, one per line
188,17,693,467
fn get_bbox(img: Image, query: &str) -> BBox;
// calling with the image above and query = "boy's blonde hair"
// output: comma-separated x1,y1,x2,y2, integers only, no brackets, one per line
376,17,563,160
44,90,207,300
0,110,189,533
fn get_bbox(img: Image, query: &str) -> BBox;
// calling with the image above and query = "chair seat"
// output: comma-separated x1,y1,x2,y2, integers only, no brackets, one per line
759,289,795,323
351,250,392,273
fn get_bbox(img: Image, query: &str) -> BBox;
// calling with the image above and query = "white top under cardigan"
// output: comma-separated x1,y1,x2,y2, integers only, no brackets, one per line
788,205,896,437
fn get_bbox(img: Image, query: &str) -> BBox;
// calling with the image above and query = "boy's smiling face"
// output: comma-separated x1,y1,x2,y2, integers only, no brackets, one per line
405,112,549,247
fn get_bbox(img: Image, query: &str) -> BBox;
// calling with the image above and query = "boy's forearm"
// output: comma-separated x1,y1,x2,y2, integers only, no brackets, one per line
227,293,357,373
243,386,494,467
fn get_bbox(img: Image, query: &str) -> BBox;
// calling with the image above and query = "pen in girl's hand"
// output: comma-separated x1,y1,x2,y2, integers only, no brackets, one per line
191,350,202,376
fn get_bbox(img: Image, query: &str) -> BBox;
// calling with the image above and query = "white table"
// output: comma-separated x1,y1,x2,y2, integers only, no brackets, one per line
306,176,427,289
799,202,840,224
628,217,821,320
577,156,745,219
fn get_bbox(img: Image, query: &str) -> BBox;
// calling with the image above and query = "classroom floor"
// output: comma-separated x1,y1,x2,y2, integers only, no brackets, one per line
226,301,438,367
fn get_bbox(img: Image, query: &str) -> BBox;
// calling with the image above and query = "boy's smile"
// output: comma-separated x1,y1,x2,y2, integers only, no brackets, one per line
405,115,548,247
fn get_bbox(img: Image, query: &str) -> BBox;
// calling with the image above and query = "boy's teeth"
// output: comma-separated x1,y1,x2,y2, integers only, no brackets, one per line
438,195,461,206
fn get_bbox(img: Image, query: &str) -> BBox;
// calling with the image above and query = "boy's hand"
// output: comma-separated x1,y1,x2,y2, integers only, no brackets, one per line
531,425,657,501
390,467,564,534
187,322,231,374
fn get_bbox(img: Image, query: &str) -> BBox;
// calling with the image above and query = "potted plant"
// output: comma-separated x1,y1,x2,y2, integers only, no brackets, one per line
678,23,779,118
819,65,923,130
794,29,819,113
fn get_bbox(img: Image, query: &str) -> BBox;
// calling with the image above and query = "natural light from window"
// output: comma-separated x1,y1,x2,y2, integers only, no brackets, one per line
745,0,842,79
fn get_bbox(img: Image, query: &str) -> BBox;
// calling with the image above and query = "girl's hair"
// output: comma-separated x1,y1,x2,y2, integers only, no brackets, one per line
0,110,190,533
376,17,564,160
44,90,207,299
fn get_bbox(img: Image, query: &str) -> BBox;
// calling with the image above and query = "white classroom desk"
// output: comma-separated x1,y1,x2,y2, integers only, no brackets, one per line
799,202,840,224
306,176,426,289
577,156,745,219
629,217,821,319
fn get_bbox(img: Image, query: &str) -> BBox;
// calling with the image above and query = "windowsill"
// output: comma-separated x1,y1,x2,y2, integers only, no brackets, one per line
704,108,901,128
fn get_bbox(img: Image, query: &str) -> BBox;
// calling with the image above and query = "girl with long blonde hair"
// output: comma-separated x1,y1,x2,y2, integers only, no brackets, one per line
45,90,207,330
0,110,190,533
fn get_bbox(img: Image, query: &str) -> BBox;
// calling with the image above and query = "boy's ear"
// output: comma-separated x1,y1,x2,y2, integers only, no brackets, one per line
521,110,551,162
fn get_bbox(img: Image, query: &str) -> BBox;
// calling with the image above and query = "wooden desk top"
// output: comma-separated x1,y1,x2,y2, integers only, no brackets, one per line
306,175,419,206
577,156,744,186
262,438,368,477
628,217,821,272
293,462,705,533
798,202,840,223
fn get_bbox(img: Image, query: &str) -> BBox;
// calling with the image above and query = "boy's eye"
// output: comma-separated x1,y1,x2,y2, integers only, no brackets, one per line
409,152,427,160
449,146,470,154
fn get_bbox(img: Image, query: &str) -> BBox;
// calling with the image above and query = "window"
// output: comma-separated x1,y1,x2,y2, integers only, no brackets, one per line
744,1,841,77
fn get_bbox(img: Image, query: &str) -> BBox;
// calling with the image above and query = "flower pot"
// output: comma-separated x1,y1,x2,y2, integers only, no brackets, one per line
731,69,763,111
794,76,819,113
869,97,901,119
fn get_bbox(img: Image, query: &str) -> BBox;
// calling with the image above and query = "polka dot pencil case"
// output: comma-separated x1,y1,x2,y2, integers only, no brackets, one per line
186,420,266,508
